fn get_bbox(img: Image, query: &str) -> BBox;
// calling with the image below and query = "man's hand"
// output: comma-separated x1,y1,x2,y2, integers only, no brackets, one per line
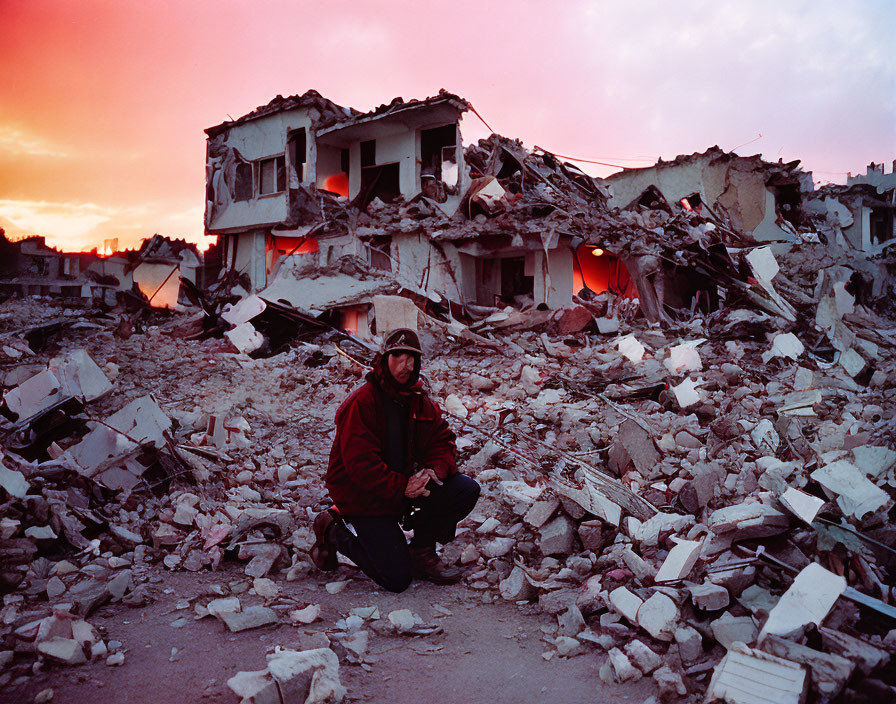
404,467,442,498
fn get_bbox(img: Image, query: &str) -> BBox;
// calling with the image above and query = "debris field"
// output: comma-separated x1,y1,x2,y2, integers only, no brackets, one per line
1,110,895,703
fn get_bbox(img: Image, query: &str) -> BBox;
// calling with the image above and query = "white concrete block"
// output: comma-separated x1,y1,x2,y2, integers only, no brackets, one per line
636,592,679,641
654,538,702,583
609,587,643,623
780,487,825,525
759,563,846,642
706,644,806,704
811,459,891,519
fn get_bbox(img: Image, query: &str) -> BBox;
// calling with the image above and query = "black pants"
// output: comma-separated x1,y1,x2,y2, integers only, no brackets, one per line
331,474,480,593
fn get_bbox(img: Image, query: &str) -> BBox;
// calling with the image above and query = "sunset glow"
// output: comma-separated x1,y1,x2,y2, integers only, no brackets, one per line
1,1,893,253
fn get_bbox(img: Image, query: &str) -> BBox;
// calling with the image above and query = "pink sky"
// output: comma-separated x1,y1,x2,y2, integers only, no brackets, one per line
1,0,893,251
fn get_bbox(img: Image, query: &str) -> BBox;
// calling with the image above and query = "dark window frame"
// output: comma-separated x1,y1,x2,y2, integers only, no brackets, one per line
258,155,287,196
234,162,253,201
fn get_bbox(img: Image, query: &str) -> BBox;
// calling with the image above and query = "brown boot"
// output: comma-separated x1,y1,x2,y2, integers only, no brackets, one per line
409,545,462,584
311,508,339,571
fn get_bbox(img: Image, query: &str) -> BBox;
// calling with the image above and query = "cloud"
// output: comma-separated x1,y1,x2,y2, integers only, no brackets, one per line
0,198,205,252
0,200,113,247
0,125,72,158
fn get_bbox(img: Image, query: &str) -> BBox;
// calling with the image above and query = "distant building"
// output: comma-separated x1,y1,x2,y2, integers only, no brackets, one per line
807,161,896,252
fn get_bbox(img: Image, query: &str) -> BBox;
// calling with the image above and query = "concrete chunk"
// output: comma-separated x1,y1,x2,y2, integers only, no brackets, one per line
689,581,730,611
499,566,534,602
523,498,560,528
636,592,679,641
266,647,346,704
557,606,585,638
759,563,846,642
634,512,694,546
607,647,641,682
664,341,703,374
37,637,86,665
225,322,264,355
616,419,660,474
820,626,890,675
0,457,29,498
227,669,280,704
220,606,277,633
811,459,891,519
624,639,663,674
671,377,703,408
780,487,825,525
539,515,575,556
222,294,266,326
675,626,703,663
711,612,758,649
65,395,171,479
706,644,806,704
761,634,853,698
207,597,241,618
654,538,702,583
617,334,645,363
708,502,788,539
609,587,643,623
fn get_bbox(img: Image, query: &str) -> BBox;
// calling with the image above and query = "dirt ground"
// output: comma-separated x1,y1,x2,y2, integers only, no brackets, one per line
3,564,656,704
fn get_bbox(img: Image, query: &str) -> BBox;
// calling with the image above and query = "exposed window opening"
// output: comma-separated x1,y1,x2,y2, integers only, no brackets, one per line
324,174,349,197
572,245,636,297
500,257,532,302
258,155,286,195
497,153,522,179
234,162,253,201
870,207,894,245
421,124,457,184
475,256,533,306
317,146,349,197
772,183,801,227
267,235,319,275
360,140,376,168
637,188,665,209
287,129,306,184
680,193,702,211
369,240,392,271
360,162,401,204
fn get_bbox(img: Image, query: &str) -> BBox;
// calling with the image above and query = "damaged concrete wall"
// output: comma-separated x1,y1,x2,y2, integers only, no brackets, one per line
206,110,314,232
346,129,418,201
605,152,797,243
534,247,574,309
229,232,268,291
391,232,465,302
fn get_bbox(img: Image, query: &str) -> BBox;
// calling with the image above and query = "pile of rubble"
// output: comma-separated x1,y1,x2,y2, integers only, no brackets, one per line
1,157,896,702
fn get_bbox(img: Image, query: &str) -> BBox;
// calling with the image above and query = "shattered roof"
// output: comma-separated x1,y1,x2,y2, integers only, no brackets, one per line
604,145,804,183
206,89,471,139
813,181,896,207
205,89,357,137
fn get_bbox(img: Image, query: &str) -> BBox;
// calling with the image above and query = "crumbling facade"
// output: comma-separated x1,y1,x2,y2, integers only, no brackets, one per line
0,231,207,310
208,93,891,346
204,92,619,333
806,161,896,253
602,147,813,244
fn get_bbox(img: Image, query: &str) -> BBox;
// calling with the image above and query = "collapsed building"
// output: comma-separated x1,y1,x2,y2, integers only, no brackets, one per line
204,90,641,337
0,236,97,299
806,161,896,253
0,88,895,703
205,90,894,351
0,231,214,311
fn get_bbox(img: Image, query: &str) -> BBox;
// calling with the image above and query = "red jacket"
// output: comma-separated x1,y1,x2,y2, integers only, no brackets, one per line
326,372,458,516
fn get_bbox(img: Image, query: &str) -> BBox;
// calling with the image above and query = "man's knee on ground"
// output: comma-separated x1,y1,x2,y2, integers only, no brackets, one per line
451,474,481,509
376,570,412,593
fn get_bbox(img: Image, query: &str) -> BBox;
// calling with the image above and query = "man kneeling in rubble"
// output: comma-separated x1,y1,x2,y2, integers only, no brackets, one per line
311,328,480,592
